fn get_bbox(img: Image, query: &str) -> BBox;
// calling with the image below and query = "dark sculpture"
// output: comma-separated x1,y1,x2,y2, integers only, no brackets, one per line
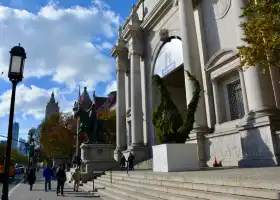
73,103,105,144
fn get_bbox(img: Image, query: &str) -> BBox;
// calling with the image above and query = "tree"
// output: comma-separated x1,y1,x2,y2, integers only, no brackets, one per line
99,110,116,145
237,0,280,73
0,144,28,164
40,112,76,160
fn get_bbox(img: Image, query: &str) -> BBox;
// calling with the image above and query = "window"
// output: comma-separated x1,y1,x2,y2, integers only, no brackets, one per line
227,79,245,120
154,38,183,77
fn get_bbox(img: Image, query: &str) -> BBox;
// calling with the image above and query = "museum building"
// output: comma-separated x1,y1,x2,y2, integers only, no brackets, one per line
111,0,280,167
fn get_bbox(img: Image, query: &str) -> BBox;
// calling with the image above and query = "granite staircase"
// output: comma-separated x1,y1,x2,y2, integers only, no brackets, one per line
79,167,280,200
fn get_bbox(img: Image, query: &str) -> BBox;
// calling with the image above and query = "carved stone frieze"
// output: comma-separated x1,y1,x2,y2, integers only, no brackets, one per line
172,0,200,8
159,29,170,43
212,0,231,20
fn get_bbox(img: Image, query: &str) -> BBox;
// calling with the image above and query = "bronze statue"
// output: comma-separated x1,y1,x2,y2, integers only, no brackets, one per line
73,103,105,144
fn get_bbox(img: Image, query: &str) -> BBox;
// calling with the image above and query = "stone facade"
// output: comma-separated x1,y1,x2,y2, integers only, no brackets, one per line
112,0,280,167
45,92,59,120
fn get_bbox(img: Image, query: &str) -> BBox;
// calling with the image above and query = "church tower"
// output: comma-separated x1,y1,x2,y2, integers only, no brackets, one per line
78,87,92,110
45,92,60,120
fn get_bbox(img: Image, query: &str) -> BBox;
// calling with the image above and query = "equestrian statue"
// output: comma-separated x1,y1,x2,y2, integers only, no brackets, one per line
73,102,106,144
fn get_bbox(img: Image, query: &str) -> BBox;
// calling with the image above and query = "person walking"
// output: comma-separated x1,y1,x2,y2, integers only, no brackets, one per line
56,165,66,196
71,168,81,192
128,152,135,171
120,155,126,171
43,164,53,192
76,155,82,169
27,167,36,191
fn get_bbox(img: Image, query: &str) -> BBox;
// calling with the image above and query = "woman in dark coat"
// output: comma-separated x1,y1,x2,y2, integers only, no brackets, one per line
120,155,126,171
27,168,36,190
128,152,135,170
56,166,66,196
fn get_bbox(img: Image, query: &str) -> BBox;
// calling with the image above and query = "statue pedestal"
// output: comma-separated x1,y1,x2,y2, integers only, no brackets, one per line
80,143,117,182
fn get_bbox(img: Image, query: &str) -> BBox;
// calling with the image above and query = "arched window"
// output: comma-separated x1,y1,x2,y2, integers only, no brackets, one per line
154,38,183,77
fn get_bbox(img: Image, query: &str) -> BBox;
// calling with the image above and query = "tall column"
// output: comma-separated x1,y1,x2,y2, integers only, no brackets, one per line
122,9,148,162
235,0,277,113
111,32,128,161
125,70,131,148
130,51,144,146
212,79,222,124
177,0,208,129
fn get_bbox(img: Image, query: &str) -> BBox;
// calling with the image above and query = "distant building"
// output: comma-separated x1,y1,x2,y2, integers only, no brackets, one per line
12,122,19,149
18,138,27,154
74,87,116,113
0,140,7,146
96,91,117,114
45,92,60,120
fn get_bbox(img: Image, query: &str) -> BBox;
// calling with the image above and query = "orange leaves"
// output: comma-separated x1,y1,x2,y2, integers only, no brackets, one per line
40,112,77,158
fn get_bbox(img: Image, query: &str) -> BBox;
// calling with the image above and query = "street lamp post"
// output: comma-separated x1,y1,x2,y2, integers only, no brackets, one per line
1,44,26,200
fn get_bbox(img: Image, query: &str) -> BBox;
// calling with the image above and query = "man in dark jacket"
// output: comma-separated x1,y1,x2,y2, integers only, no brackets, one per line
43,165,53,191
76,155,82,169
56,165,66,196
128,152,135,170
27,168,36,191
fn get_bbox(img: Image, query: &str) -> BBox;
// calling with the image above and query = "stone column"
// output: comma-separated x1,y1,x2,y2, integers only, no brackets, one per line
238,70,249,114
235,0,277,113
125,13,148,161
111,33,128,161
176,0,208,129
130,51,144,146
175,0,208,167
125,70,131,148
212,79,222,124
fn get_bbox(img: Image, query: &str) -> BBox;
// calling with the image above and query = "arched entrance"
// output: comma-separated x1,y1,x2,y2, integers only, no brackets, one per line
151,37,186,144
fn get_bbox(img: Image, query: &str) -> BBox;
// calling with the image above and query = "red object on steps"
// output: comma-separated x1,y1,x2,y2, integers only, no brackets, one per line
213,157,218,165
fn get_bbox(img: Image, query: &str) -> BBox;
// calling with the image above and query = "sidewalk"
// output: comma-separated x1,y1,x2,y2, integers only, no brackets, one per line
9,177,102,200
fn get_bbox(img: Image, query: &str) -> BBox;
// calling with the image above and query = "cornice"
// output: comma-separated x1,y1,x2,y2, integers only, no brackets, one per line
141,0,200,30
141,0,170,30
110,44,128,58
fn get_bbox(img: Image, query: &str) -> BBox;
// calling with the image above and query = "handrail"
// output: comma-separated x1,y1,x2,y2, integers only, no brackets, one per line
91,156,151,192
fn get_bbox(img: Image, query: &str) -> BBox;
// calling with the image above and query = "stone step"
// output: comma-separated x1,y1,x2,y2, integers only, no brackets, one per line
95,175,273,200
108,170,280,190
98,187,136,200
95,183,164,200
101,173,279,199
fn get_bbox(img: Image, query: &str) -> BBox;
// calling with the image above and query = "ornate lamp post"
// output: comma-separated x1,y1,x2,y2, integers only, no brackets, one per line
1,44,26,200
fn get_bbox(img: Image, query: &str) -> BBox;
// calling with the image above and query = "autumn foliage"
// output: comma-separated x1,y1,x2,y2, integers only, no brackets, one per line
98,110,116,145
40,112,76,159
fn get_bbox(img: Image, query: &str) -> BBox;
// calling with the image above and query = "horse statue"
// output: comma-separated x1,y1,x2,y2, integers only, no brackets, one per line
73,104,105,144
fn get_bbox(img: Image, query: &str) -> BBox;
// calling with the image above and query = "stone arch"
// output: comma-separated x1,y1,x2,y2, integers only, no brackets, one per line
205,48,238,71
149,32,182,77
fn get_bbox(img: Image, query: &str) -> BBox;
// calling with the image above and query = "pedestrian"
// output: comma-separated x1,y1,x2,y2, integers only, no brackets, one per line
52,165,57,180
76,155,82,169
56,165,66,196
71,168,81,192
128,152,135,171
24,167,28,184
43,164,53,192
27,167,36,191
120,155,126,171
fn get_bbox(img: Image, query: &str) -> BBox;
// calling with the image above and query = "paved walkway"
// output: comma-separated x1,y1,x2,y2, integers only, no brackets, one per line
9,176,102,200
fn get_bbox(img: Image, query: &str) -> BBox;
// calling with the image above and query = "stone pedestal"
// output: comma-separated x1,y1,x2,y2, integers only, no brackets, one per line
152,143,199,172
80,143,117,182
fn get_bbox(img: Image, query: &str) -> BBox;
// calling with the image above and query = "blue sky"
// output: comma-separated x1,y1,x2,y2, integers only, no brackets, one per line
0,0,137,140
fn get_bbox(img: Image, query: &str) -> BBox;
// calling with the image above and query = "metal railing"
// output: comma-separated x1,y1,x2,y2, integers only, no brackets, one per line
91,157,150,192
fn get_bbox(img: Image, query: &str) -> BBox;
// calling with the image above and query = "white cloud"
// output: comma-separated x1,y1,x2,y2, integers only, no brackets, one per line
0,1,120,89
105,80,117,95
0,84,73,119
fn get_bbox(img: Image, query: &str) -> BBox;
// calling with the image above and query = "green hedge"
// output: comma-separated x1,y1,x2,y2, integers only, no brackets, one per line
152,70,201,143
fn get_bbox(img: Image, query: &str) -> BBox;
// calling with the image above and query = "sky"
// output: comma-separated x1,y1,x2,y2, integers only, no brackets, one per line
0,0,137,140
